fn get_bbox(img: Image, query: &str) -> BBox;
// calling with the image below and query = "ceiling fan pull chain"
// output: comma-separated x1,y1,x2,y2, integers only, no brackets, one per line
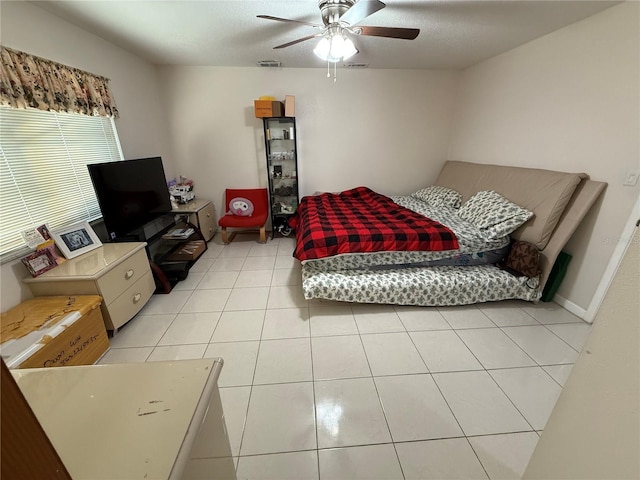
326,59,330,78
334,61,337,83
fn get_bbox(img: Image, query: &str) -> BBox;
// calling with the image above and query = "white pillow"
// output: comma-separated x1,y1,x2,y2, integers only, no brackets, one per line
458,190,534,240
411,185,463,209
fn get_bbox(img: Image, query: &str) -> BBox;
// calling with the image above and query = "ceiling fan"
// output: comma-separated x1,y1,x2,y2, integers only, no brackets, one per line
257,0,420,64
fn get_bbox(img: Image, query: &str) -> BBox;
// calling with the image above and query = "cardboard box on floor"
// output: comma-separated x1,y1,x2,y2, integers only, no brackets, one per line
0,295,109,368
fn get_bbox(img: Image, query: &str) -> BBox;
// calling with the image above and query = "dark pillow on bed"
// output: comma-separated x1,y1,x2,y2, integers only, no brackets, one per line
411,185,463,209
459,190,534,240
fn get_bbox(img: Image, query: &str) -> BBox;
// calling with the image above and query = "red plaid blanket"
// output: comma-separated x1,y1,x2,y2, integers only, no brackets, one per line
288,187,459,261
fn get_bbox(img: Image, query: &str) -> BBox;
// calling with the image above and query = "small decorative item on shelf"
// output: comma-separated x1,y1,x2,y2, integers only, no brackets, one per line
273,165,283,178
274,185,294,196
168,176,195,204
21,249,58,277
272,201,295,214
21,223,52,249
22,224,66,266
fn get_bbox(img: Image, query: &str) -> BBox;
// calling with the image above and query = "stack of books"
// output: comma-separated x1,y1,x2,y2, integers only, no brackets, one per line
162,228,194,240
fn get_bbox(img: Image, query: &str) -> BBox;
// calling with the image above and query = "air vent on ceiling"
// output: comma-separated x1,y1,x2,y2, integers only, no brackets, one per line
257,60,283,68
344,62,369,68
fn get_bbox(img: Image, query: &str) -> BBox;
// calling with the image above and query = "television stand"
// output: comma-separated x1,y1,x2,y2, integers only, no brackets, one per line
114,214,208,294
150,259,190,294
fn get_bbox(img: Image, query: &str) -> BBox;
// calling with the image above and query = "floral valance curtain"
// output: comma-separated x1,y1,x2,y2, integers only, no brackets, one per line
0,46,119,118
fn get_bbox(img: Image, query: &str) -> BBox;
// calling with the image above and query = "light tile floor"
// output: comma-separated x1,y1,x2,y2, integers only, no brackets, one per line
99,233,591,480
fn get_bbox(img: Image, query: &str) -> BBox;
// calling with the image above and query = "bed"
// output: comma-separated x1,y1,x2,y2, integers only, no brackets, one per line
290,161,607,307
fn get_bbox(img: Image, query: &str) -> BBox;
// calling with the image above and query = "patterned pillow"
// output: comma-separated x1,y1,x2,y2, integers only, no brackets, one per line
411,185,463,209
458,190,534,240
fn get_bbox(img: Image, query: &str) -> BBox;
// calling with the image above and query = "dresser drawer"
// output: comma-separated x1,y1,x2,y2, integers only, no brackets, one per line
103,270,155,331
97,249,151,305
197,202,217,242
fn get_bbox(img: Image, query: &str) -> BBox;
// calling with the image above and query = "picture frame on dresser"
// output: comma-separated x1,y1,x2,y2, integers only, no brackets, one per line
20,249,58,277
52,221,102,259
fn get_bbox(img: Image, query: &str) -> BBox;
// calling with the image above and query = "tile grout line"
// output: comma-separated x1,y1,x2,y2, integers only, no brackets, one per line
228,241,267,467
354,312,408,480
452,324,538,371
422,309,540,457
307,319,322,480
463,307,541,434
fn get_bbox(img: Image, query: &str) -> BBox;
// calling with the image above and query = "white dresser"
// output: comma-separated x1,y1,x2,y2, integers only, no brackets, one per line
23,242,154,333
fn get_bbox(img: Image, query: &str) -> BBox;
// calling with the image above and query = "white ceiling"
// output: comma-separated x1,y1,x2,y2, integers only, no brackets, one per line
33,0,620,70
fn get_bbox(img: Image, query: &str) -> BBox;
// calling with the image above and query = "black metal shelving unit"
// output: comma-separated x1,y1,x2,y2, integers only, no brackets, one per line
263,117,299,237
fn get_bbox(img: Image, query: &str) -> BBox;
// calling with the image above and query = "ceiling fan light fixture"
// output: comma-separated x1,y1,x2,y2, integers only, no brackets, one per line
329,33,345,58
313,30,357,63
313,37,331,61
341,37,358,60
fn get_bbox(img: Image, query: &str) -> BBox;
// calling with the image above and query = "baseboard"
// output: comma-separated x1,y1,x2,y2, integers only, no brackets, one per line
553,294,588,322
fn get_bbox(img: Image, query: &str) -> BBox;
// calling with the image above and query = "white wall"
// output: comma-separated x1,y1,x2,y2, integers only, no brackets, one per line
157,66,460,212
3,1,637,317
523,224,639,480
448,2,640,312
0,1,173,311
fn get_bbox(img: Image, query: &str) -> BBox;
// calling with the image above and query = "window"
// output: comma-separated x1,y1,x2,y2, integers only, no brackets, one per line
0,106,123,260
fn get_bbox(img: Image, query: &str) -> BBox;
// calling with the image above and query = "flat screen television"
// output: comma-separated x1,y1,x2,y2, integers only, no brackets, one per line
88,157,173,239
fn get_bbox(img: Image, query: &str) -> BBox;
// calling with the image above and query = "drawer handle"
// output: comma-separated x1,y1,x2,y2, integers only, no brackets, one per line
125,269,134,280
206,212,211,218
133,293,142,303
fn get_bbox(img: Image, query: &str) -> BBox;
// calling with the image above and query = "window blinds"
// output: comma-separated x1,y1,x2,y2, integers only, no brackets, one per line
0,107,123,259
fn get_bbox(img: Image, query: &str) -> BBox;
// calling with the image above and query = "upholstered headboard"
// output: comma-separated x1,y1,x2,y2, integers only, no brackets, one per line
435,161,607,290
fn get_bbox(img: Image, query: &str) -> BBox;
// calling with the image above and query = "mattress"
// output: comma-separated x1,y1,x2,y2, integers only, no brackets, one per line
291,187,459,263
301,263,541,306
300,194,510,271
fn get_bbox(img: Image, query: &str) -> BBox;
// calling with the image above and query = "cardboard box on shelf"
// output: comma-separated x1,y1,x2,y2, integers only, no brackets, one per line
254,100,284,118
167,240,206,261
285,95,295,117
0,295,109,369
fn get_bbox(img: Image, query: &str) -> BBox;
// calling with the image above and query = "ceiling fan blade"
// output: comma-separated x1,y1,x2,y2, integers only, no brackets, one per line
257,15,323,29
355,26,420,40
274,34,321,49
340,0,386,26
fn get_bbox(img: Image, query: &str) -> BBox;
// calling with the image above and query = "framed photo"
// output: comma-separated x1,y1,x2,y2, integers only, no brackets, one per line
51,222,102,259
21,223,53,248
36,239,66,265
21,249,58,277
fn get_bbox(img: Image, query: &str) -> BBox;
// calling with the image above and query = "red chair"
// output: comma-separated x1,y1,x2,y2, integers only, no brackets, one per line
218,188,269,244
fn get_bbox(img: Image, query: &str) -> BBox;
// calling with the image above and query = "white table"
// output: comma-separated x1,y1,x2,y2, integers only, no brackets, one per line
12,358,235,480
